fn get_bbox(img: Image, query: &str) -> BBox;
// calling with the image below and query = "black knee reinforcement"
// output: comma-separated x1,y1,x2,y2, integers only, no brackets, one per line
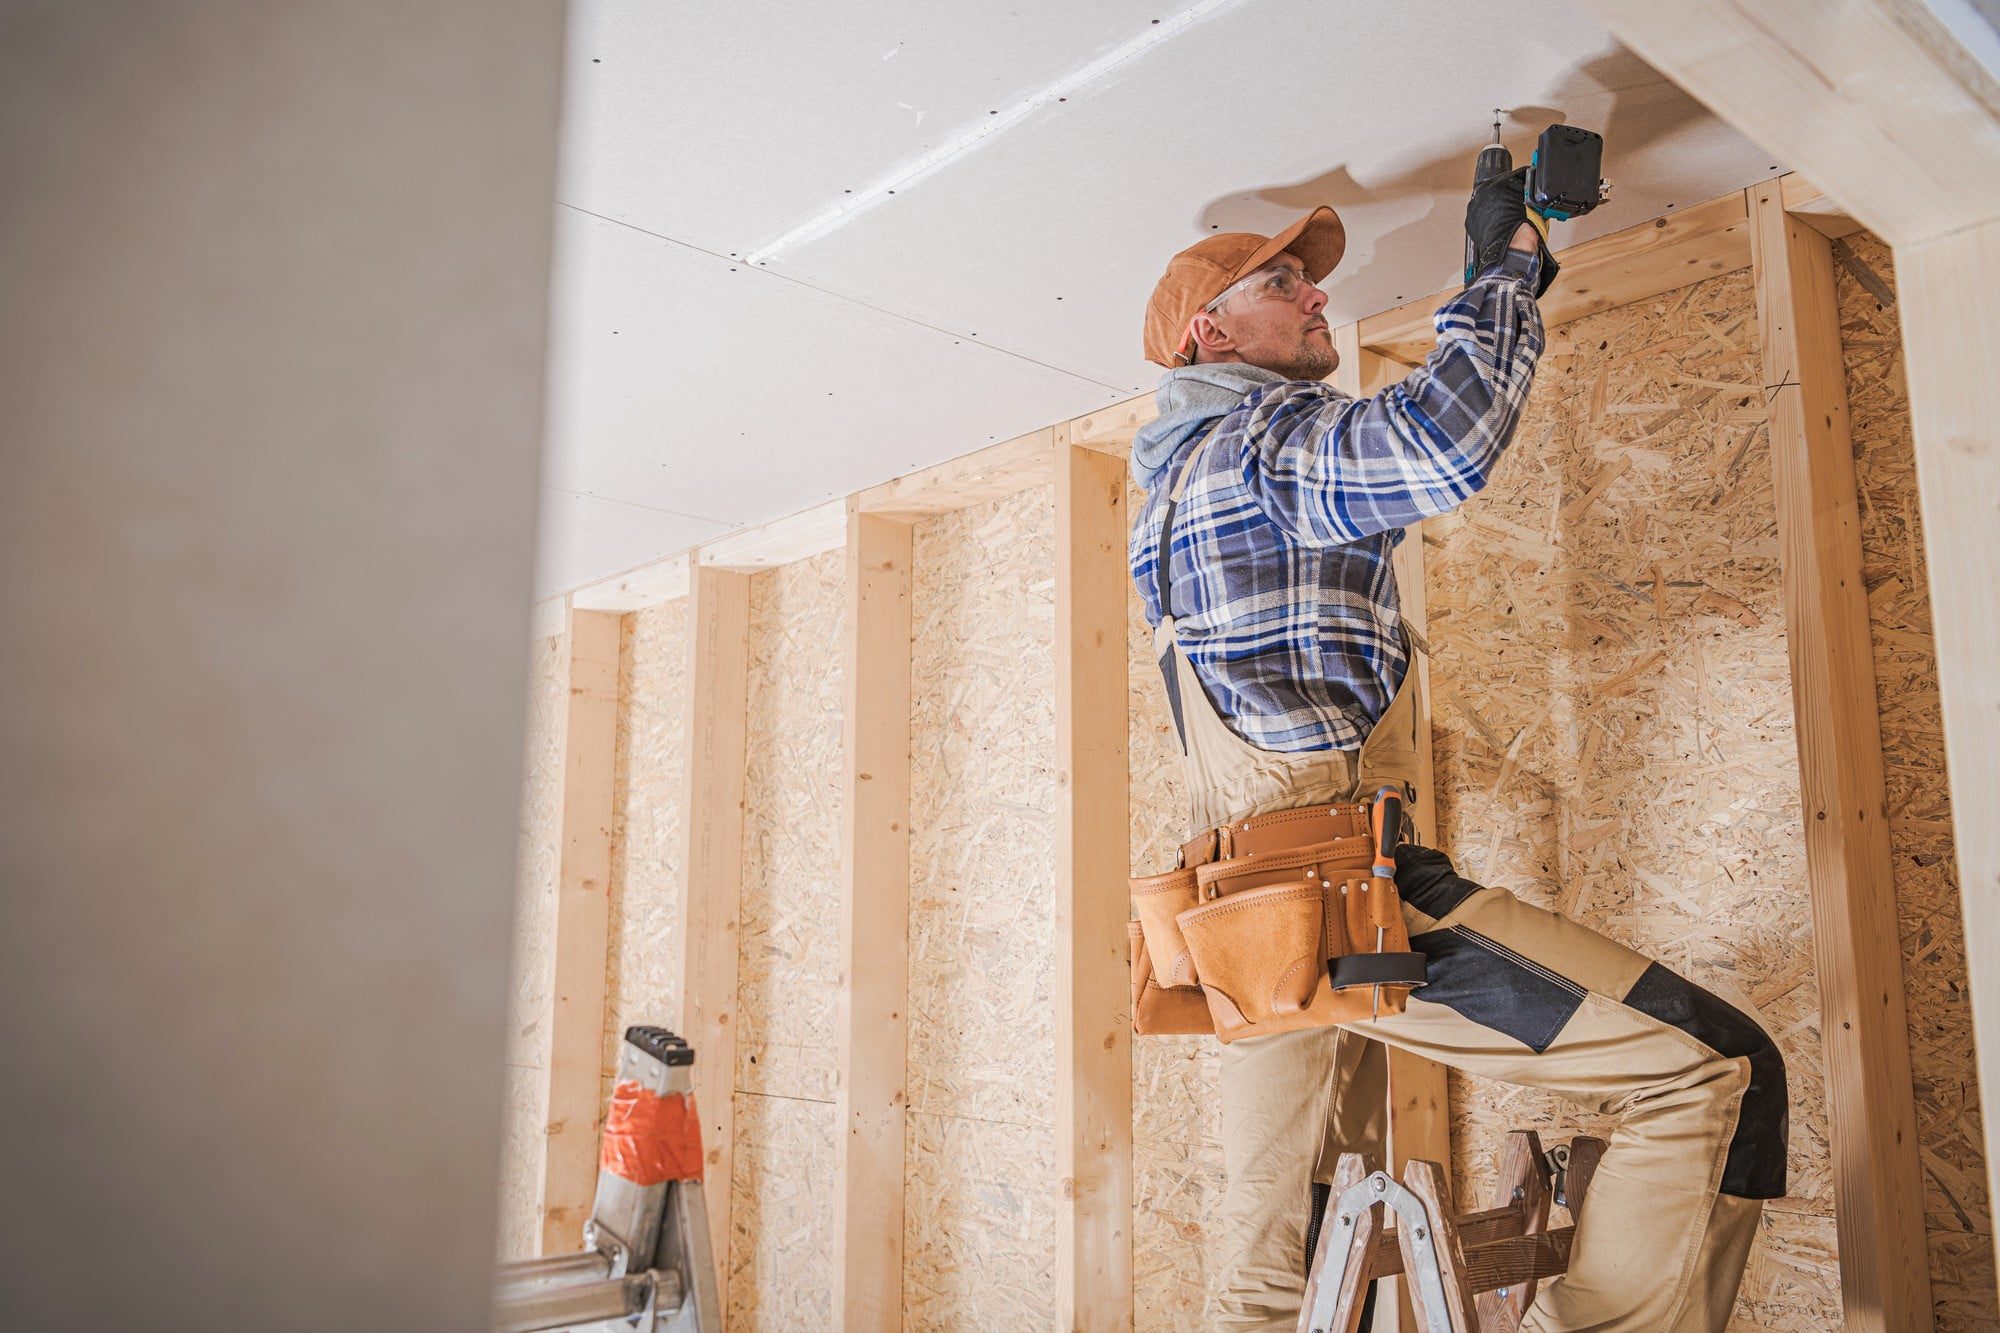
1622,962,1789,1199
1392,843,1484,920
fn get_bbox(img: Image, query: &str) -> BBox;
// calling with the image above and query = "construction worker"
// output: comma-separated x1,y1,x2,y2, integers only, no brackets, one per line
1130,173,1789,1330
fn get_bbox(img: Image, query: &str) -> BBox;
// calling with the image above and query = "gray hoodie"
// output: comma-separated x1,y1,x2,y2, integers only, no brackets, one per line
1129,363,1291,490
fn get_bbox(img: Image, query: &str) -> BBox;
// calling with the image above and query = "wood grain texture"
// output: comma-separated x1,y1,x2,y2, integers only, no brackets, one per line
903,486,1061,1327
836,506,914,1329
1568,0,2000,248
1750,181,1929,1329
1056,440,1135,1329
1834,230,1998,1328
727,549,846,1330
677,567,751,1305
858,428,1056,522
1895,213,2000,1313
603,600,690,1100
541,608,621,1254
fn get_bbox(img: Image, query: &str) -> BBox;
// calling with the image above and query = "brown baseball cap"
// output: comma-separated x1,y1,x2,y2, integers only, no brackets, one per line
1141,206,1346,367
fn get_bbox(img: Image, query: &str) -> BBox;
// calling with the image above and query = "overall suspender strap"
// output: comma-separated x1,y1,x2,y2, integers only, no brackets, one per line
1155,426,1223,750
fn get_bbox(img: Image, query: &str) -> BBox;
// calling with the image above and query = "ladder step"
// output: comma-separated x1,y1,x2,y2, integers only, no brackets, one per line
1352,1224,1576,1287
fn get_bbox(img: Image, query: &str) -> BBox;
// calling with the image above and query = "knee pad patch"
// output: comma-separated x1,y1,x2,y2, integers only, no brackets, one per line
1393,844,1483,920
1622,962,1789,1198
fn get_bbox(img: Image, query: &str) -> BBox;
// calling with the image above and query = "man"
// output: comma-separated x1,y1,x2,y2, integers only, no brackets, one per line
1130,173,1788,1330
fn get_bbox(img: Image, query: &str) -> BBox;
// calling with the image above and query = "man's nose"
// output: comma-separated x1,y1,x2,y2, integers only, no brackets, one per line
1302,283,1328,315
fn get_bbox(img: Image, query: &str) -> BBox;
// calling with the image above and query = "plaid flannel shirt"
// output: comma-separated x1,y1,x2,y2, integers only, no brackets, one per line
1131,247,1546,752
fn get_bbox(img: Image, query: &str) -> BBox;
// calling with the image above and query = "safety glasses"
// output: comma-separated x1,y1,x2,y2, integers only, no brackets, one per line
1203,261,1317,313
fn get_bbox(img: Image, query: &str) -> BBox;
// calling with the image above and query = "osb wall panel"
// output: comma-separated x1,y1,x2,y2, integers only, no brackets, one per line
1837,232,1995,1329
1424,267,1842,1326
903,485,1060,1328
498,629,566,1260
1126,475,1226,1331
729,550,844,1329
602,600,690,1104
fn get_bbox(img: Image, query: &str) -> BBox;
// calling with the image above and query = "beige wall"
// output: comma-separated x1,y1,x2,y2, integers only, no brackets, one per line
0,5,564,1329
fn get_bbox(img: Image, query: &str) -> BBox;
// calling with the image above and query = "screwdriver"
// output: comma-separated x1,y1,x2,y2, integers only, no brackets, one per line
1368,786,1404,1018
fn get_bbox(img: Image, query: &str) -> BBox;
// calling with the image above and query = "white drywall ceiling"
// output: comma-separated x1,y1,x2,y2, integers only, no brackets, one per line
538,0,1787,596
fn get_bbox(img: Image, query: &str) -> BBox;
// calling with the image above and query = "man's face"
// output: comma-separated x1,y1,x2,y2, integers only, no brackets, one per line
1193,254,1335,380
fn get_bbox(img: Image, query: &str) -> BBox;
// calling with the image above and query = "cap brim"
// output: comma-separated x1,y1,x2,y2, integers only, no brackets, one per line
1230,206,1346,287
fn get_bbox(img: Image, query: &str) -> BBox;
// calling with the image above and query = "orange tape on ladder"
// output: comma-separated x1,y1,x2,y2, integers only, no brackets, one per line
599,1082,704,1185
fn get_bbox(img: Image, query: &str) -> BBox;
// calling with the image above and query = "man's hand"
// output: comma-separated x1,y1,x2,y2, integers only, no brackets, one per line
1465,167,1558,295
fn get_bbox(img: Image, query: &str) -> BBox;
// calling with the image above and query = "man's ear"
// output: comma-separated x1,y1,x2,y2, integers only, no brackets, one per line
1187,311,1234,357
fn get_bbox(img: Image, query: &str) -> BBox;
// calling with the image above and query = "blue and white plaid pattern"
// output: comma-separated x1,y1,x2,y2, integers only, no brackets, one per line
1131,250,1546,751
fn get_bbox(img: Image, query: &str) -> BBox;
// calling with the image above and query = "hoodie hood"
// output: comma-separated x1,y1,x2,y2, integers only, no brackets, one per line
1130,363,1289,490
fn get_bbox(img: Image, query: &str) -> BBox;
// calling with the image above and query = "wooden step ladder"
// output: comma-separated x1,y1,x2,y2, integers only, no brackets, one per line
1298,1130,1607,1333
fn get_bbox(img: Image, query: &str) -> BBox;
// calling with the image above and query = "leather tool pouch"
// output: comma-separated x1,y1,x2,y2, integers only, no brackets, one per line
1128,922,1212,1036
1127,803,1427,1042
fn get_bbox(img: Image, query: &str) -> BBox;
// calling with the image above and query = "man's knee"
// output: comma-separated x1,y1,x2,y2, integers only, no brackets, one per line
1621,962,1789,1198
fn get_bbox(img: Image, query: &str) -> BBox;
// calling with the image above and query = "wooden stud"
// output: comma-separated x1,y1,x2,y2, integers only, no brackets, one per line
676,565,751,1304
834,502,914,1328
1054,433,1134,1329
540,605,622,1254
1748,179,1930,1329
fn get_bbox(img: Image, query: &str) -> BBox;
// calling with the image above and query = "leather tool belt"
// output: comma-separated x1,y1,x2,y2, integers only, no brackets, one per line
1129,791,1428,1043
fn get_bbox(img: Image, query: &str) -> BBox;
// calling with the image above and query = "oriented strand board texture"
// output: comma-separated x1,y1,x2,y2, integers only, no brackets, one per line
602,600,690,1103
904,486,1061,1327
1425,267,1842,1326
1836,233,1996,1329
1126,477,1227,1331
498,630,566,1260
728,550,844,1329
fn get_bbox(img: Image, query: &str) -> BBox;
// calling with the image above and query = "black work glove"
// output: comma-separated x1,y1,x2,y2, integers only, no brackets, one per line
1465,166,1558,296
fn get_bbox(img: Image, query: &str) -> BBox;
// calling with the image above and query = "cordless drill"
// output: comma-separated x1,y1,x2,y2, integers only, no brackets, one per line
1463,116,1609,285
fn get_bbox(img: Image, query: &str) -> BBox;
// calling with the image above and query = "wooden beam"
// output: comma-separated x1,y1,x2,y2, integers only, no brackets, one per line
540,605,621,1254
1054,433,1134,1329
1895,212,2000,1294
528,595,566,642
1357,190,1751,365
1748,179,1929,1330
1781,174,1865,241
857,427,1056,521
834,503,914,1327
1569,0,2000,249
700,498,846,572
571,553,690,613
676,565,751,1304
1068,395,1157,455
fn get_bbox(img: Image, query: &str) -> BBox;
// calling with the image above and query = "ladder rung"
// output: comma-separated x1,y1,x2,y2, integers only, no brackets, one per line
1355,1223,1576,1287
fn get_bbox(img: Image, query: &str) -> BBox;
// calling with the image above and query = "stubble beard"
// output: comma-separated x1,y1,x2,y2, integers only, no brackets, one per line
1285,336,1336,382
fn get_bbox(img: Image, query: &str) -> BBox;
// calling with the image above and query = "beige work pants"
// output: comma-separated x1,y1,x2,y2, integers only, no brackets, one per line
1159,622,1783,1331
